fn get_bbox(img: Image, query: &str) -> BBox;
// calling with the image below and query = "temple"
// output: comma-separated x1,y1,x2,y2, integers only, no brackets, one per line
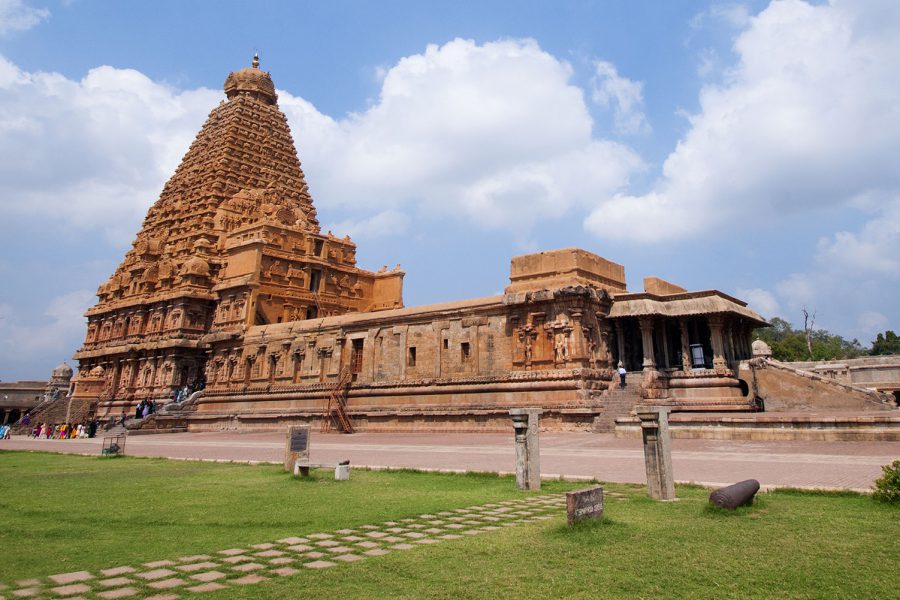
63,58,895,436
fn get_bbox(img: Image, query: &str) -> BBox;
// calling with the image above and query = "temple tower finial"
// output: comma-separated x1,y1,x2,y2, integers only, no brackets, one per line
252,52,260,69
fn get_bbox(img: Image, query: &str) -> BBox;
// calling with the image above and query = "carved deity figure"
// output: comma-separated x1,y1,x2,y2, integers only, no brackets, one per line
554,332,569,363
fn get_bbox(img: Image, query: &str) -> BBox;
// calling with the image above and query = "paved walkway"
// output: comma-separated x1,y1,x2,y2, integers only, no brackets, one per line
5,432,898,491
1,493,564,599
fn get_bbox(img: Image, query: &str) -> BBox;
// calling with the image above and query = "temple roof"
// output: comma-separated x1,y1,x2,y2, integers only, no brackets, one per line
607,290,768,325
224,54,277,105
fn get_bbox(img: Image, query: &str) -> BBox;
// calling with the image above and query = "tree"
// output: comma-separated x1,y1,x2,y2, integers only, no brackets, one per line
753,315,867,362
871,331,900,356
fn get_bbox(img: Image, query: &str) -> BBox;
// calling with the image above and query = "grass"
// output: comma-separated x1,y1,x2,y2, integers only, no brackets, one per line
2,451,898,599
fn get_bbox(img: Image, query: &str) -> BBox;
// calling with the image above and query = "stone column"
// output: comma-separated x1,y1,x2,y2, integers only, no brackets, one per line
510,408,542,490
707,315,728,374
614,322,626,369
659,321,670,369
638,317,656,370
679,319,692,371
598,321,612,368
637,407,676,500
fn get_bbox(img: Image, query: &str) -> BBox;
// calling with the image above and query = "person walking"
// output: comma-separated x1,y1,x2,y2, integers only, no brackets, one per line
618,362,627,388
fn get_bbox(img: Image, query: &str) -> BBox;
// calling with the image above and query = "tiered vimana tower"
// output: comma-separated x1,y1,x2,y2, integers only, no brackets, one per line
74,56,404,413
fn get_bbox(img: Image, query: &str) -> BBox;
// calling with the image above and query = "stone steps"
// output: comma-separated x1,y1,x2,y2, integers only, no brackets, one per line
594,373,644,433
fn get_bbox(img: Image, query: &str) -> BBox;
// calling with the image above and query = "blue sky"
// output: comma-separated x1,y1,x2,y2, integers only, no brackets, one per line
1,0,898,380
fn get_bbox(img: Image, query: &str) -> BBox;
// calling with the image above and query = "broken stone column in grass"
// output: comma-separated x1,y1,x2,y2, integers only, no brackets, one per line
284,425,311,474
636,406,676,500
510,408,542,490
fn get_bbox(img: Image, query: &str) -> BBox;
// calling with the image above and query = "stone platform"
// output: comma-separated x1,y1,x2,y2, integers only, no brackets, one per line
615,411,900,441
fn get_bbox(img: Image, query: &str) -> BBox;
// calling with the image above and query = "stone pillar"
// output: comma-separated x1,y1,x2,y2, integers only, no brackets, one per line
638,317,656,370
614,322,626,369
569,310,585,362
660,321,670,369
707,315,728,374
679,319,692,371
598,321,612,368
510,408,542,490
637,407,676,501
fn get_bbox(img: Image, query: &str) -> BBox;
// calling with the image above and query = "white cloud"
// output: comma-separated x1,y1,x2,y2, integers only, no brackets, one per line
736,287,780,319
691,4,752,30
0,56,219,243
769,196,900,339
328,209,411,240
586,0,900,242
0,39,643,244
0,290,93,361
0,0,48,36
858,311,888,336
591,60,650,135
281,38,643,240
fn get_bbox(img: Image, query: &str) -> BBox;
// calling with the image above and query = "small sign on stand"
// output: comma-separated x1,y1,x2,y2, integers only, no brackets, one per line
566,486,604,525
284,425,311,473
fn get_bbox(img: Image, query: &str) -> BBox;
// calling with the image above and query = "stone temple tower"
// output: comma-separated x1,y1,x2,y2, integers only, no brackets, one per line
74,56,404,410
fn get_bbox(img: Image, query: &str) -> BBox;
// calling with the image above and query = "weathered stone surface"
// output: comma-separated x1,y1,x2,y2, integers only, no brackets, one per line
186,583,227,593
176,562,218,572
231,563,265,572
97,578,133,588
48,572,94,585
233,575,267,585
638,407,676,500
50,583,92,595
99,568,135,578
96,589,138,599
303,561,336,569
146,578,186,590
190,571,227,582
565,486,604,525
135,569,177,581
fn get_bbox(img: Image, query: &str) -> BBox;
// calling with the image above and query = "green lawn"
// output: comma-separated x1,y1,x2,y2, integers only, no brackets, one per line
1,451,897,599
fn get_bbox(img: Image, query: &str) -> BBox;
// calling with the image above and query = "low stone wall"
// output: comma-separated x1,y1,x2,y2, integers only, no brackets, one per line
741,359,894,412
615,413,900,441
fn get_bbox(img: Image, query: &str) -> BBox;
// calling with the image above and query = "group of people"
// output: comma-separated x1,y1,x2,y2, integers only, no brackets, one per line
172,377,205,404
29,420,99,439
134,399,157,419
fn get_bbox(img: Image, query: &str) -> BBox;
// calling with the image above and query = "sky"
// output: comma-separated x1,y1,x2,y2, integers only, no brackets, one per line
1,0,898,380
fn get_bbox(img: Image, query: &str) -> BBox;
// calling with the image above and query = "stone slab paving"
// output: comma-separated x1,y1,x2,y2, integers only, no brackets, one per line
2,493,564,598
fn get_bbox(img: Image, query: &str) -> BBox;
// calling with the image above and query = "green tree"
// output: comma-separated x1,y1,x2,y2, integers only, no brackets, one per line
870,330,900,356
752,317,867,361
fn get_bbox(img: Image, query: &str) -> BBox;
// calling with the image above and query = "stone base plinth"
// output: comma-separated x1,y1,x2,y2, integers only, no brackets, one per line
615,412,900,441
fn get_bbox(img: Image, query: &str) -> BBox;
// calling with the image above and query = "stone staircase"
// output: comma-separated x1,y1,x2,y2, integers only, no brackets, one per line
13,394,97,432
593,373,644,432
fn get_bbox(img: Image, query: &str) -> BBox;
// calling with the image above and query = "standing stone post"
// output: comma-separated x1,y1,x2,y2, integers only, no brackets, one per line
284,424,311,474
510,408,542,490
636,407,676,500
